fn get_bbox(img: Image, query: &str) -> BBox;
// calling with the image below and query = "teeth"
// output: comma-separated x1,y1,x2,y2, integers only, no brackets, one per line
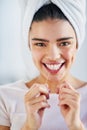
45,64,62,70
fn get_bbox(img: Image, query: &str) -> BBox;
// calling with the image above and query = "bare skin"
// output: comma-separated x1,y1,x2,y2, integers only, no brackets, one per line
0,77,86,130
20,18,86,130
20,75,86,130
0,19,86,130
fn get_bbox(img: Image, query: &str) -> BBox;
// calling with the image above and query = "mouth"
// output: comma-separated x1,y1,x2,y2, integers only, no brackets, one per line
43,62,65,74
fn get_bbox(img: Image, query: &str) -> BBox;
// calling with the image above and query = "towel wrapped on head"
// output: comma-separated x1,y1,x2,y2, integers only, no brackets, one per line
22,0,86,79
23,0,86,49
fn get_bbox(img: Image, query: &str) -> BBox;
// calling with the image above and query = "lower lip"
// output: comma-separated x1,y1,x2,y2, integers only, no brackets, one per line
43,63,64,75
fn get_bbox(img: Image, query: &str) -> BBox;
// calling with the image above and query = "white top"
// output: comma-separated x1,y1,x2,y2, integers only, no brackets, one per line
0,80,87,130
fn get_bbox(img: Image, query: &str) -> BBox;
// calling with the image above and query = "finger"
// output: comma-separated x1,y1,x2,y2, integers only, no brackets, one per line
25,83,49,100
59,98,80,109
28,95,47,105
34,101,50,110
59,93,79,101
59,90,80,104
29,101,50,113
59,87,79,97
56,82,73,94
61,81,76,91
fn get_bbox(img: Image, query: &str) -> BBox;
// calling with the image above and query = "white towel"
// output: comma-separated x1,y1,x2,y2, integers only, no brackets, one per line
21,0,86,79
23,0,86,49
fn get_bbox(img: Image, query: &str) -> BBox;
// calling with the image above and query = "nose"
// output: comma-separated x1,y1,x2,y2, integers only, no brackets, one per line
46,45,61,60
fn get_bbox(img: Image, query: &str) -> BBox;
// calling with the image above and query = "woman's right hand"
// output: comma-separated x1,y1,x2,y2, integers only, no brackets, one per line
23,83,50,130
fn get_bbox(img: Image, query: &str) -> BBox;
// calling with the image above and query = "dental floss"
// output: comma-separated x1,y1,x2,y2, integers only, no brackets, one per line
45,73,49,84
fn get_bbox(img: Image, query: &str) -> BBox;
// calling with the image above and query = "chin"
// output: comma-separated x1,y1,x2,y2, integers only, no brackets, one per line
45,73,66,83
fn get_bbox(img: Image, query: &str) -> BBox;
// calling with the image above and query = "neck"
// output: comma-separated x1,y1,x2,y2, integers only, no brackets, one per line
26,73,85,93
34,75,69,93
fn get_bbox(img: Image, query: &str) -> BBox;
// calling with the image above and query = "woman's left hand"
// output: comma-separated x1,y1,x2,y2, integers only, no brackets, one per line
58,82,83,130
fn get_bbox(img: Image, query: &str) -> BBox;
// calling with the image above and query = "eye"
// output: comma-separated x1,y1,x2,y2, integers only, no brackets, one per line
34,43,46,47
59,42,70,46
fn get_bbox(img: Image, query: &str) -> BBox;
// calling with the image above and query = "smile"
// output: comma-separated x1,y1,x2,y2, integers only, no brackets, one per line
46,64,62,70
43,62,65,74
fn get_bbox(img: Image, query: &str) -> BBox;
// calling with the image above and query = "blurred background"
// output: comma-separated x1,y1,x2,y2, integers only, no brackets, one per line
0,0,87,85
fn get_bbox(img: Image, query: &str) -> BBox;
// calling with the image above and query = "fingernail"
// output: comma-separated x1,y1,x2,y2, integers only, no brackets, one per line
56,88,59,94
46,94,49,99
48,89,51,93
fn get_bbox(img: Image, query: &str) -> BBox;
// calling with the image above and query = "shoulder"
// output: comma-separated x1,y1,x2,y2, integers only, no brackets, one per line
0,81,27,126
0,80,27,90
0,80,28,99
73,76,87,89
77,82,87,98
79,82,87,90
0,80,28,113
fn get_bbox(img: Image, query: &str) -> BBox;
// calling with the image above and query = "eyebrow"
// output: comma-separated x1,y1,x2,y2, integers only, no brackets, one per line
32,37,74,42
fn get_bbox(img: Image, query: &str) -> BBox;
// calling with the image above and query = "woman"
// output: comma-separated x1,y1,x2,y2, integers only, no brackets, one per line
0,0,87,130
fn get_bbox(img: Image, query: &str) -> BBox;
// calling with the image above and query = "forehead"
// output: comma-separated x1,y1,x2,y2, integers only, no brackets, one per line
30,19,76,39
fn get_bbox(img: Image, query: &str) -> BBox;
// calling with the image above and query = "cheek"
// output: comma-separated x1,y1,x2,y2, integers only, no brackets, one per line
70,47,77,62
31,49,42,63
63,48,76,63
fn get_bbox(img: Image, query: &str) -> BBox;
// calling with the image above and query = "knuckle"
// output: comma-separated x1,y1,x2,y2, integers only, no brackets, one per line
36,85,40,91
33,83,38,87
32,83,40,90
41,95,46,101
38,86,41,91
40,101,45,107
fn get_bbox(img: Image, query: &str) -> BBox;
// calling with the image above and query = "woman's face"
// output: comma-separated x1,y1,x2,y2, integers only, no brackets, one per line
29,19,77,82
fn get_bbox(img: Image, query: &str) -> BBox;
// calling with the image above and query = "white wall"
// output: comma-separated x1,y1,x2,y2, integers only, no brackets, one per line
0,0,87,84
0,0,26,84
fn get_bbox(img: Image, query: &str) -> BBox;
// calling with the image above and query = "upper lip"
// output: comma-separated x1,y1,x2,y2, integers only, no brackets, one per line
43,61,65,65
42,62,65,71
